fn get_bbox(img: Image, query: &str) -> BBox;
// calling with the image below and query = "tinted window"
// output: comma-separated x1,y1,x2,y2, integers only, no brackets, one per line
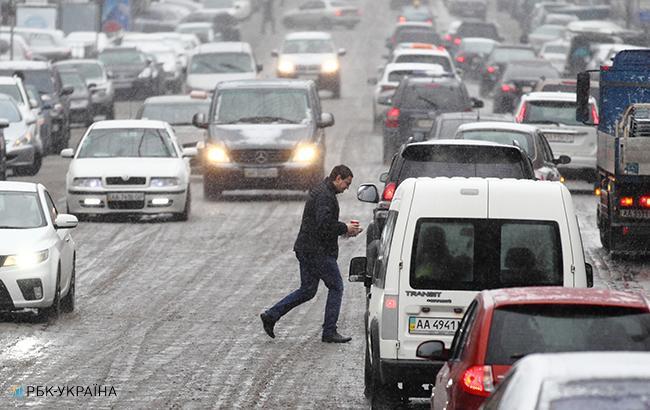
486,306,650,365
543,379,650,410
189,52,253,74
524,100,594,126
458,130,534,157
60,63,103,81
375,210,398,288
399,145,530,180
410,219,562,290
394,55,452,71
214,89,310,124
78,128,177,158
0,191,46,228
402,83,468,111
140,101,210,125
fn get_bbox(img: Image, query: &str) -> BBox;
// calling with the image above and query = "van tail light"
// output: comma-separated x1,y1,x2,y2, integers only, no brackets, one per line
620,196,634,207
461,365,495,397
487,66,496,73
501,84,514,93
381,295,399,340
454,37,462,45
591,104,599,125
385,107,400,128
639,196,650,208
382,182,397,201
334,8,342,16
456,55,465,63
515,102,527,123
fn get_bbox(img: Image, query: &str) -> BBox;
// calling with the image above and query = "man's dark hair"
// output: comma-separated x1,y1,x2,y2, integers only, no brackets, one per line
329,164,353,180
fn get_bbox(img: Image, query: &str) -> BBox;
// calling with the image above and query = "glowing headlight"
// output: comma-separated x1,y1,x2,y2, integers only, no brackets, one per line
321,59,339,74
13,132,32,147
150,177,180,187
3,250,49,268
206,146,230,163
138,67,152,78
73,177,102,188
277,59,295,74
292,143,319,163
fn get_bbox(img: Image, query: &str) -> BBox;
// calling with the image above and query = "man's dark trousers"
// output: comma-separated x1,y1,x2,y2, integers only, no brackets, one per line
266,252,343,337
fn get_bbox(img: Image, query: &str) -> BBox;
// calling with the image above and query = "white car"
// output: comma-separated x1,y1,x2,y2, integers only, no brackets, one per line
62,120,195,221
0,181,77,318
202,0,252,21
538,39,569,74
388,44,457,76
185,42,260,92
585,43,644,71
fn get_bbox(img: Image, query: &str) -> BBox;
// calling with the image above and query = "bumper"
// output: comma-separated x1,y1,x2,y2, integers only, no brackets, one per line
380,358,442,386
204,162,322,190
66,189,187,215
277,72,340,89
6,145,36,168
0,261,57,310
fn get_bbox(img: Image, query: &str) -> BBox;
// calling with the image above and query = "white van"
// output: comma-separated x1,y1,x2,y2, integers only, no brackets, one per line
350,177,593,405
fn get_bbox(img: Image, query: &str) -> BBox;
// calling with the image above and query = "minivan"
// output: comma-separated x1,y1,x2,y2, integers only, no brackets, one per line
350,177,593,406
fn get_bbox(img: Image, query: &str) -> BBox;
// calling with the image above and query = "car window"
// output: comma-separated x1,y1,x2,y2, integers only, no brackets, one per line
449,300,478,360
502,64,559,81
460,40,496,54
0,191,46,229
524,100,594,126
99,50,145,65
0,99,22,122
77,128,177,158
539,132,554,162
457,24,498,39
214,89,311,124
459,130,534,158
490,48,536,63
0,84,24,104
43,190,58,223
393,55,452,72
189,52,254,74
0,70,56,94
140,101,210,125
486,306,650,365
402,83,468,111
375,210,398,288
396,30,440,45
60,63,104,81
59,72,87,92
539,379,650,409
410,218,562,290
282,39,334,54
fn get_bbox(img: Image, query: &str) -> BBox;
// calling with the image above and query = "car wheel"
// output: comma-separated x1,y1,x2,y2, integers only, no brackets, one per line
61,259,75,313
364,343,372,398
370,340,400,409
40,267,61,320
14,152,42,176
600,221,611,251
174,186,191,221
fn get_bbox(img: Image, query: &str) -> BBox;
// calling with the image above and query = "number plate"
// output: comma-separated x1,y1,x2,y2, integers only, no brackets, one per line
620,209,650,218
409,317,460,335
416,119,434,129
244,167,279,178
545,133,574,143
107,192,144,201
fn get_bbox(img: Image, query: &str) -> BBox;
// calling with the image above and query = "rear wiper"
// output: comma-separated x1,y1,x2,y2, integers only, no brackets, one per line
231,116,298,124
533,120,561,126
417,94,439,110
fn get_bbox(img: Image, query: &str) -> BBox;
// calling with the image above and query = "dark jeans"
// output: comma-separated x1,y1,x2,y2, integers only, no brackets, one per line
266,252,344,337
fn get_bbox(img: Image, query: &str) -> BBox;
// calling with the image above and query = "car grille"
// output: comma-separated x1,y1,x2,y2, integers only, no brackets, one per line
295,64,321,72
0,280,14,310
105,177,147,185
230,149,293,164
107,200,145,210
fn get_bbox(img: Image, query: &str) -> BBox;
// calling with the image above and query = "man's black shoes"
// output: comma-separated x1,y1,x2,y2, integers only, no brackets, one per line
322,332,352,343
260,312,276,339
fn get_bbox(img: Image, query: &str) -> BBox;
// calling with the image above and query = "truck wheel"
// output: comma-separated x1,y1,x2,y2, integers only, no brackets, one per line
370,340,400,409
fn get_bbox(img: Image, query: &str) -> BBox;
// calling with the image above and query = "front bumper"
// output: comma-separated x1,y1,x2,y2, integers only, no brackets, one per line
204,162,322,190
66,189,187,215
6,144,36,168
0,260,57,310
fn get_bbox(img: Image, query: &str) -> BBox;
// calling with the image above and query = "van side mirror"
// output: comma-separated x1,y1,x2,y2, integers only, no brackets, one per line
357,184,379,203
585,263,593,288
576,72,592,124
318,112,335,128
416,340,449,361
553,155,571,165
192,112,208,129
348,256,367,283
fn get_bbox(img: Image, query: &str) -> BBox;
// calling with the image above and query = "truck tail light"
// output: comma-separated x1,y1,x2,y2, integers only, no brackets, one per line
639,196,650,208
461,365,495,397
382,182,397,201
515,102,527,123
385,107,400,128
591,104,599,125
620,196,634,207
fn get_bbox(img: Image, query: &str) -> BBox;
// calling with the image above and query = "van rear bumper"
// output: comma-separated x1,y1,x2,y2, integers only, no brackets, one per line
380,358,442,386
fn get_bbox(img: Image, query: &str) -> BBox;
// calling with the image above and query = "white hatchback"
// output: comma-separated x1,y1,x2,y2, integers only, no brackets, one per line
62,120,195,221
0,181,77,318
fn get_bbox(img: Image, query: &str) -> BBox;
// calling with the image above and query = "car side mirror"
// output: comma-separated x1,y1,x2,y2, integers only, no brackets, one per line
182,147,198,157
256,63,263,73
271,50,279,57
192,112,208,129
379,172,388,183
88,83,97,89
318,112,335,128
357,183,379,203
585,263,593,288
61,86,74,96
416,340,449,361
348,256,367,283
0,119,9,129
338,48,347,56
553,155,571,165
107,70,115,79
456,68,464,77
146,57,153,65
377,95,392,106
60,148,74,158
29,98,39,108
471,98,484,109
367,77,378,85
54,214,78,229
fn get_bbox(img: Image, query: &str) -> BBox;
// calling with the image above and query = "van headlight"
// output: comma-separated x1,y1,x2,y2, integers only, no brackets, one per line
13,132,32,147
73,177,102,188
150,177,180,187
292,143,319,163
3,250,49,268
277,59,295,75
206,146,230,163
321,59,339,74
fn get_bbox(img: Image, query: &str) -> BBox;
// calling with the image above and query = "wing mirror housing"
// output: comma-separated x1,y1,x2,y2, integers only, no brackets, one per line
192,112,208,129
379,172,388,183
271,49,279,57
54,214,78,229
182,147,198,157
416,340,449,361
0,119,9,129
60,148,74,158
553,155,571,165
357,183,379,203
256,63,263,73
338,48,347,56
377,95,392,106
585,263,593,288
348,256,367,283
318,112,335,128
471,98,484,109
61,86,74,96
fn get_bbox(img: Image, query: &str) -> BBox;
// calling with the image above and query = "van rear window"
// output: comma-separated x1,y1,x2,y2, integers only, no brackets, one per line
410,218,562,290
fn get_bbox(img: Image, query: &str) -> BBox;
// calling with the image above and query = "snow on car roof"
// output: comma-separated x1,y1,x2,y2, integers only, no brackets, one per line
90,120,170,130
285,32,332,40
457,122,539,134
485,287,650,309
0,181,38,192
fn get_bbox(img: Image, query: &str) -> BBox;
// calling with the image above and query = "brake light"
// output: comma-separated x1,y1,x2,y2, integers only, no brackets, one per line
454,37,462,45
501,84,514,92
461,365,495,397
384,295,398,309
444,34,452,41
456,55,465,63
382,182,397,201
620,196,634,207
601,65,611,71
411,43,433,49
515,102,527,123
640,196,650,208
385,107,400,128
334,8,342,16
398,15,406,23
487,66,496,73
591,104,599,125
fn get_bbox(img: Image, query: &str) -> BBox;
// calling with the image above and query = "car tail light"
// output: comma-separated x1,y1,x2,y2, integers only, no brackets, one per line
456,55,465,63
620,196,634,207
591,104,599,125
385,107,400,128
640,196,650,208
382,182,397,201
501,84,515,92
487,66,496,73
444,34,452,41
381,294,399,340
601,65,611,71
454,37,462,45
398,15,406,23
515,102,527,123
411,43,433,49
334,8,342,16
461,365,495,397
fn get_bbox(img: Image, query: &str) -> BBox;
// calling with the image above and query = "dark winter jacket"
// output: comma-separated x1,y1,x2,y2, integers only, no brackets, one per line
293,178,348,258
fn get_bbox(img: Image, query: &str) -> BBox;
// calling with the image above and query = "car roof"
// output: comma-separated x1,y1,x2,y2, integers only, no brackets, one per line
436,111,512,121
55,59,102,66
90,120,169,129
143,95,210,104
457,121,538,133
0,61,51,70
460,37,498,44
217,79,312,89
483,287,650,309
393,48,449,57
407,138,520,149
284,31,332,40
0,181,38,192
194,41,252,53
384,63,445,74
396,22,434,29
493,44,534,50
523,91,577,101
100,46,139,53
0,76,20,84
405,75,461,85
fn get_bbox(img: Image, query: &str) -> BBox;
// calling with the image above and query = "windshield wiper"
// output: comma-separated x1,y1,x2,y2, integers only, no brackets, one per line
228,116,298,124
417,94,439,110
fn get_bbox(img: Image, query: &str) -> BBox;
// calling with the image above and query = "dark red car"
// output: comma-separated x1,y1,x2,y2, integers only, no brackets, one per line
416,287,650,410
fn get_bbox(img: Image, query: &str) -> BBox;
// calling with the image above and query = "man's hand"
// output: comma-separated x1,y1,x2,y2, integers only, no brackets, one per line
346,221,363,237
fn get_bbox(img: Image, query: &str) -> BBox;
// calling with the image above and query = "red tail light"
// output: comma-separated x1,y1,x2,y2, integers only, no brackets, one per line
620,196,634,207
454,37,462,45
444,34,452,41
334,8,342,16
487,66,496,73
382,182,397,201
461,365,494,397
456,55,465,63
591,104,599,125
384,295,398,309
515,102,527,123
640,196,650,208
601,65,611,71
385,107,400,128
398,16,406,23
501,84,514,92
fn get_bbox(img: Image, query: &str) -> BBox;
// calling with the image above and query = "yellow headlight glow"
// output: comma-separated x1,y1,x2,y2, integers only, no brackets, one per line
277,59,295,74
206,146,230,163
292,144,318,163
321,59,339,74
3,250,49,268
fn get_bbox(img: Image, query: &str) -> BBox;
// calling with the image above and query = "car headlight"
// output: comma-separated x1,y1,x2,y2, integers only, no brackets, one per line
206,146,230,163
13,132,32,147
73,177,102,188
277,59,295,74
150,177,180,187
3,250,49,268
321,59,339,74
292,143,319,163
138,67,152,78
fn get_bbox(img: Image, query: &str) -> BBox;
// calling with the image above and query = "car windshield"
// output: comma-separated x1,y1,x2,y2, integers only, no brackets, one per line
459,130,534,157
540,379,650,410
402,83,468,111
99,50,145,65
61,63,103,81
25,33,57,47
460,40,496,54
491,48,536,63
189,52,253,74
396,30,440,45
140,101,209,125
410,219,562,290
0,191,46,229
486,306,650,365
394,55,452,71
433,118,470,139
0,70,55,94
0,99,22,122
214,89,310,124
524,100,593,126
59,72,86,92
282,39,334,54
402,9,432,21
503,64,559,81
0,84,24,104
77,128,177,158
457,25,498,39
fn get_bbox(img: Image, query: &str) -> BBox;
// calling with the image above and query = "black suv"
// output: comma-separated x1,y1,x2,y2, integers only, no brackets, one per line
0,61,73,153
478,44,536,97
193,79,335,199
382,75,482,163
362,139,536,276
